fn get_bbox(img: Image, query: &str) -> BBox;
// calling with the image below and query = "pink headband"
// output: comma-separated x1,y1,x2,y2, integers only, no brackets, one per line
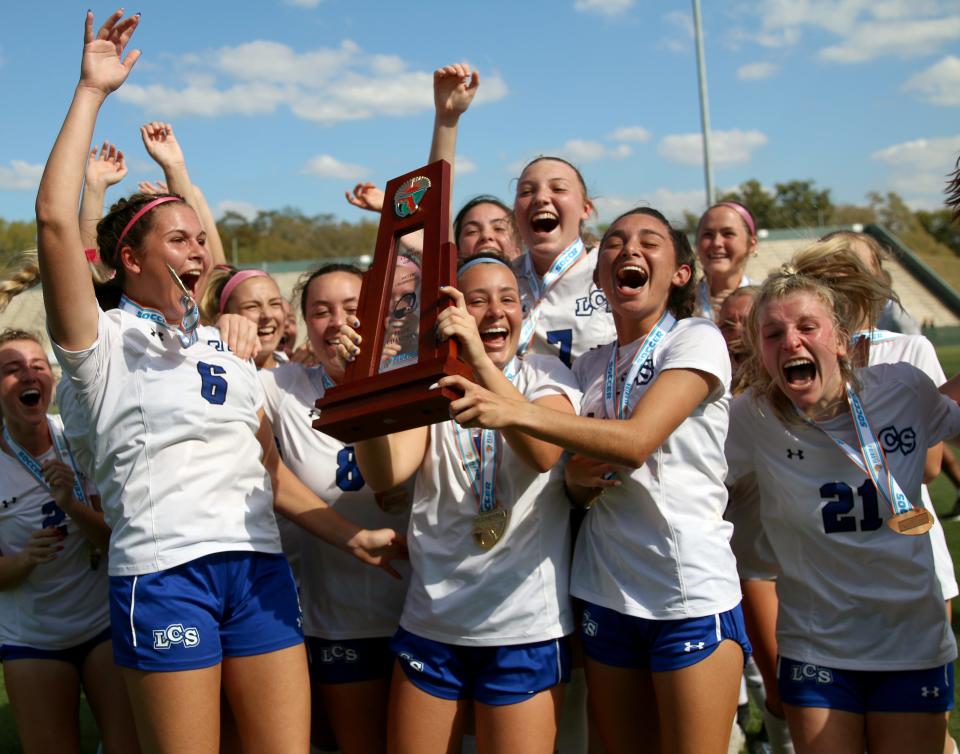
219,269,271,314
115,196,180,254
714,202,757,237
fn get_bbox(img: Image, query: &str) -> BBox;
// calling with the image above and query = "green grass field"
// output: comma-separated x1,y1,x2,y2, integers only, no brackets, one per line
2,346,960,753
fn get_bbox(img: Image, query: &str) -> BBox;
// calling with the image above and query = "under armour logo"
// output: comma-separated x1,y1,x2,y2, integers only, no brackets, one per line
684,641,705,652
921,686,940,698
151,329,165,341
308,408,321,421
879,425,916,455
786,449,804,460
1,496,16,509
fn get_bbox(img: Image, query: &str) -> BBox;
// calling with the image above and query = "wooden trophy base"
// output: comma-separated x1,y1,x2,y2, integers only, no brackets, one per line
314,357,473,442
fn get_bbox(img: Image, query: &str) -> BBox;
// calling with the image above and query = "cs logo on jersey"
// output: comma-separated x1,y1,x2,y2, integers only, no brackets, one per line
153,623,200,650
574,287,611,317
633,358,655,386
790,663,833,685
879,425,916,455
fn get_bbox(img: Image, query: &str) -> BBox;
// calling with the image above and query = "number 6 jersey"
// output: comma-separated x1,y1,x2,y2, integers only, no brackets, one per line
726,362,960,671
53,308,282,577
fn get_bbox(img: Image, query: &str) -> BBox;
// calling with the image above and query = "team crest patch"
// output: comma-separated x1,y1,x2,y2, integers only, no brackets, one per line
879,425,916,455
394,176,431,218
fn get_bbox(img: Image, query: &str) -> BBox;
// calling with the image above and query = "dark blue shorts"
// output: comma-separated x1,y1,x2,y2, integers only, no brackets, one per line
390,627,570,706
109,551,303,671
0,627,112,670
778,656,955,714
307,636,394,684
579,602,751,672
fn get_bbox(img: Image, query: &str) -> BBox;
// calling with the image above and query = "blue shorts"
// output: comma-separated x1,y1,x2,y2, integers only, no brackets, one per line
110,551,303,671
0,627,112,670
778,657,955,714
390,627,570,706
307,636,394,684
579,602,751,672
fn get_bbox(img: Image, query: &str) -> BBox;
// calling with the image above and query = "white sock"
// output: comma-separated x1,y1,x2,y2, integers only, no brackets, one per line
763,705,795,754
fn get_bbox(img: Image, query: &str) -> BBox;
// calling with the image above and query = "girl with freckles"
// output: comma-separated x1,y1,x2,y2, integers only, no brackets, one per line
440,208,750,754
725,256,960,754
342,254,580,754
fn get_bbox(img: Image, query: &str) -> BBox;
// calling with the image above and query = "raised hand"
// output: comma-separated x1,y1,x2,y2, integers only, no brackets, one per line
344,182,384,214
85,141,127,190
433,63,479,124
79,10,141,95
138,179,170,196
141,122,186,169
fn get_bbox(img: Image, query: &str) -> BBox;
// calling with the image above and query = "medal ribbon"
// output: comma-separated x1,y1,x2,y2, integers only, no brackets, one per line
3,419,87,504
517,238,585,355
119,294,199,348
852,329,901,344
602,311,676,420
452,358,519,513
801,384,915,517
307,364,336,395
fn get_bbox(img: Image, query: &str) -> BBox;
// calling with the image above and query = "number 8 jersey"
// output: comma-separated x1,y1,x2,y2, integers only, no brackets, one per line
53,308,282,577
726,362,960,671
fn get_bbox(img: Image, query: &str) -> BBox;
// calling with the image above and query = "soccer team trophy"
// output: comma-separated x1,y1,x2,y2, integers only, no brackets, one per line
313,159,473,442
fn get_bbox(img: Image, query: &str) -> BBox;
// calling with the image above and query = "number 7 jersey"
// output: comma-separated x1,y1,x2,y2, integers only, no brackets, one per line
726,362,960,670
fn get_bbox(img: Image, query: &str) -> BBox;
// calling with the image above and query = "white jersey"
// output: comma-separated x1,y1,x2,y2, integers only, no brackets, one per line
726,363,960,670
571,318,741,619
0,417,109,649
726,331,959,597
259,363,409,640
53,308,282,576
513,246,617,366
401,354,580,646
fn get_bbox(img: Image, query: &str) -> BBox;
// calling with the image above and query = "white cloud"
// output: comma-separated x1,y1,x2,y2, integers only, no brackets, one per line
608,126,652,143
507,139,634,174
0,160,44,191
284,0,322,6
115,41,508,125
737,62,779,80
903,55,960,106
216,200,260,221
658,129,768,167
303,154,369,180
819,17,960,62
592,188,707,224
574,0,633,16
737,0,959,62
871,134,960,203
456,155,477,174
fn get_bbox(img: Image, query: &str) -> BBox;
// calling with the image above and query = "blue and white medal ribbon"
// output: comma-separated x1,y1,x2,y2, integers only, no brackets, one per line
308,364,336,395
453,358,519,549
602,311,676,420
801,384,932,535
518,238,585,355
697,279,714,322
3,419,87,506
852,329,901,344
119,295,198,348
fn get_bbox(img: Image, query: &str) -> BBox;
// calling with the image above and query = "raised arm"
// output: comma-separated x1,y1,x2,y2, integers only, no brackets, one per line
79,141,127,251
35,10,140,350
429,64,479,242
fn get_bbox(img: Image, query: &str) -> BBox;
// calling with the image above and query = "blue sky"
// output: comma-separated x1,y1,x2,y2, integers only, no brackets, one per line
1,0,958,229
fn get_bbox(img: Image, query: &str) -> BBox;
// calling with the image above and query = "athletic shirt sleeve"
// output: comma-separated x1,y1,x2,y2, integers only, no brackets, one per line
725,392,756,485
258,364,282,425
49,307,115,395
905,364,960,446
657,318,731,403
521,353,582,410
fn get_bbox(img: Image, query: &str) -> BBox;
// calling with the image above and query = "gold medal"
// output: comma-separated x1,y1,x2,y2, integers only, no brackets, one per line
374,486,410,515
886,508,934,536
472,506,510,550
